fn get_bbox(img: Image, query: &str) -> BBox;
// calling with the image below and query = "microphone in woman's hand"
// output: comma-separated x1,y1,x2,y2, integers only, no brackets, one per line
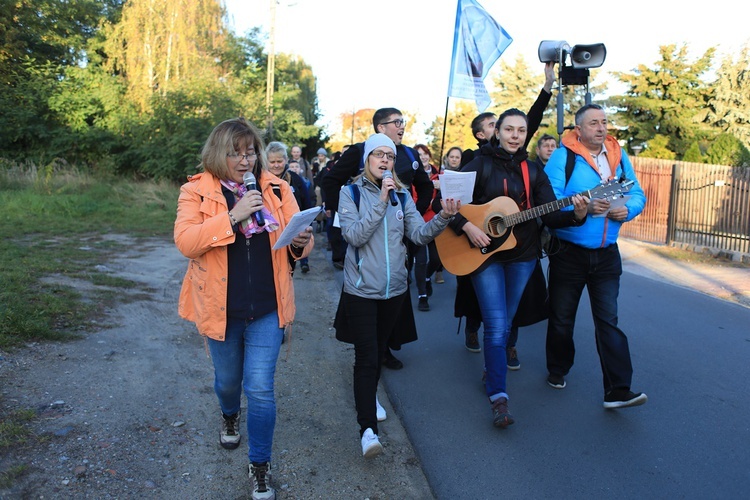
242,172,265,226
382,171,398,206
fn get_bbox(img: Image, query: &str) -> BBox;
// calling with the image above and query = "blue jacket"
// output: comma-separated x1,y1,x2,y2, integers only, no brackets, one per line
544,132,646,249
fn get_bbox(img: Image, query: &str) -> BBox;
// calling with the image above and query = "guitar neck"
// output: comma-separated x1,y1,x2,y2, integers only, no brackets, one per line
504,191,587,227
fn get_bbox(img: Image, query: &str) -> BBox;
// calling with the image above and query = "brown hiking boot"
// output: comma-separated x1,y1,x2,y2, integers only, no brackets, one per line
491,397,514,428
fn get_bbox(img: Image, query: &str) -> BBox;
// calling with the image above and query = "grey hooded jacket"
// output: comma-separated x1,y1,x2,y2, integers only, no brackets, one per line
338,176,450,300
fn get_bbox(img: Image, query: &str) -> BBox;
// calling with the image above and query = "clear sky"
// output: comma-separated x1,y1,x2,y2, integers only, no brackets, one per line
227,0,748,136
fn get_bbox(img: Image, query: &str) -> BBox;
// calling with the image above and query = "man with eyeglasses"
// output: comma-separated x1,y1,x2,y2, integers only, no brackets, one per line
321,107,434,370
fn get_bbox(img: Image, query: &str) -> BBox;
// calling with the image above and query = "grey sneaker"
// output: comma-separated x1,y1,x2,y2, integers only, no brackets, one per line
220,410,241,449
491,397,514,428
249,462,275,500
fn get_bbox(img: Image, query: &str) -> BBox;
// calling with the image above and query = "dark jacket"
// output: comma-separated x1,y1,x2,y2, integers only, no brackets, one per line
459,88,553,169
451,145,583,265
320,142,433,214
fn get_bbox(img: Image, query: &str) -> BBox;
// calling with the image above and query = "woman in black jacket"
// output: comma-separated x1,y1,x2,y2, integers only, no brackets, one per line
449,108,588,428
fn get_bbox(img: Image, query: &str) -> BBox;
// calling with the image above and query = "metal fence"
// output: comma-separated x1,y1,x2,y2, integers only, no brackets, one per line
620,158,750,255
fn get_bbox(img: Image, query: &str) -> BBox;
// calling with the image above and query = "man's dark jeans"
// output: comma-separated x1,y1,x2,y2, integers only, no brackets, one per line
545,241,634,393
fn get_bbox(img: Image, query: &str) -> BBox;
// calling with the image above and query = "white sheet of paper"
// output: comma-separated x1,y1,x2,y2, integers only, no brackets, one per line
333,211,340,228
272,206,323,249
439,170,476,206
593,195,631,217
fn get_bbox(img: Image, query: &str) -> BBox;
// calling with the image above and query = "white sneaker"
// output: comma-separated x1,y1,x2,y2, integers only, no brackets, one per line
376,396,387,422
361,428,383,458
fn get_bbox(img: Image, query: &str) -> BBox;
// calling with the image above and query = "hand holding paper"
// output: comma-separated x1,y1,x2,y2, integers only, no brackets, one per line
438,170,476,206
272,206,323,249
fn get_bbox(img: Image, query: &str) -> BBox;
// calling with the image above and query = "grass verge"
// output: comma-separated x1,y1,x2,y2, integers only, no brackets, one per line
0,161,179,349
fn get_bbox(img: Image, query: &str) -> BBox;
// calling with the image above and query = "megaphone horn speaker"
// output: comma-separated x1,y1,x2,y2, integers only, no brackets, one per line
538,40,570,63
570,43,606,68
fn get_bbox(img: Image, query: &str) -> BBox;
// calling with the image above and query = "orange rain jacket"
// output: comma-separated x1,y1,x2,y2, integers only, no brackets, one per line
174,170,313,340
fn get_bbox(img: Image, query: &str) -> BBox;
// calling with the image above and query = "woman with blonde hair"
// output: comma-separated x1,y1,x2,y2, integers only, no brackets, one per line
174,117,313,500
333,133,459,458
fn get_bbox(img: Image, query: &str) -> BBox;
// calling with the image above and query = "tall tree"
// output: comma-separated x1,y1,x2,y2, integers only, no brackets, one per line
328,108,375,152
608,44,715,157
698,47,750,151
105,0,227,111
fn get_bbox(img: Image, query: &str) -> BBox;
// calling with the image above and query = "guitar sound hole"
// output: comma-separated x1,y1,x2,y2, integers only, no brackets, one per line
488,216,507,237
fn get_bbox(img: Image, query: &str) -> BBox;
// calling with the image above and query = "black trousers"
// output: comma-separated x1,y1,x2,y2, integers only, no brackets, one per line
342,291,406,436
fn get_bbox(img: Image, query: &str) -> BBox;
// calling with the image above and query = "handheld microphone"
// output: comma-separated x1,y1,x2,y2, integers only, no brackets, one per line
382,170,398,206
242,171,265,227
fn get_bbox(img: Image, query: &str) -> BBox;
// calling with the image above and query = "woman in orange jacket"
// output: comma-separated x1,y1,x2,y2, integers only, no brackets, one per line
174,117,312,500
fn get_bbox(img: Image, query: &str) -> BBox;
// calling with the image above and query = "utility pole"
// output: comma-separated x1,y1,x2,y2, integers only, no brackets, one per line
265,0,276,141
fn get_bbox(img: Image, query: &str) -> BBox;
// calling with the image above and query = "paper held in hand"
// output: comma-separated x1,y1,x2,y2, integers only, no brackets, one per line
272,206,323,249
438,170,476,206
592,195,631,217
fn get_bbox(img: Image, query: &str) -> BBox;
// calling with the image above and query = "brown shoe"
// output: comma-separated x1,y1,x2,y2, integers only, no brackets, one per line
465,329,480,353
491,397,514,428
506,346,520,371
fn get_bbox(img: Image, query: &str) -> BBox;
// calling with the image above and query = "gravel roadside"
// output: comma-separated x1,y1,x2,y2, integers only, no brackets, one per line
0,237,433,499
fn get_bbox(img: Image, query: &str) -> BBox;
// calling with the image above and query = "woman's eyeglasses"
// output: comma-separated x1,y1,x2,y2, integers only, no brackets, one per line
370,150,396,161
227,152,257,161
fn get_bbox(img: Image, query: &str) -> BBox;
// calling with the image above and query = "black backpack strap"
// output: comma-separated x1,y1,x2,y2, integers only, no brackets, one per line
564,145,626,187
564,146,575,189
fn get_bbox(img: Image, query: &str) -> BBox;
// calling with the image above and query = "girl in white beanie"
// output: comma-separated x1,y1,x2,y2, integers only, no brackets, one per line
332,133,460,458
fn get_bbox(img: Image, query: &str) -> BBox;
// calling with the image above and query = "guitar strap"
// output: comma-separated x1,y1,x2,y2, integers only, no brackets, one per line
520,160,531,210
480,156,533,210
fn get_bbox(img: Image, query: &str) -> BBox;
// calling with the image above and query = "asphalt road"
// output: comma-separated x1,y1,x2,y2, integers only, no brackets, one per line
382,262,750,499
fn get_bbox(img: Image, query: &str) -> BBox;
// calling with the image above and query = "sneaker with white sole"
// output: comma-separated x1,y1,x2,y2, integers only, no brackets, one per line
220,410,241,449
603,389,648,409
376,397,387,422
361,428,383,458
248,462,275,500
546,374,566,389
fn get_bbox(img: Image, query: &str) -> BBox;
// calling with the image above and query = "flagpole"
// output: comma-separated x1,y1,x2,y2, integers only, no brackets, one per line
439,97,450,164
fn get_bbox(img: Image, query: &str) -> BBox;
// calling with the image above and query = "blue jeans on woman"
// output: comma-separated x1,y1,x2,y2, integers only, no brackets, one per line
207,311,283,464
471,259,536,401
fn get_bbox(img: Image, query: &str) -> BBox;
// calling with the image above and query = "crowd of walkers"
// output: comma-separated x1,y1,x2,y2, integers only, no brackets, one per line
172,60,648,499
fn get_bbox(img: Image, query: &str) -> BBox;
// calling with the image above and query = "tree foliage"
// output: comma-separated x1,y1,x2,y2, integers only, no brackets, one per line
699,46,750,151
0,0,325,180
104,0,228,111
609,44,715,157
705,133,750,167
682,141,704,163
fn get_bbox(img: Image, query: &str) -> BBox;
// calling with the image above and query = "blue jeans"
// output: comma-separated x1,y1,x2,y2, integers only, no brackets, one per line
207,312,283,464
471,259,536,401
545,242,633,394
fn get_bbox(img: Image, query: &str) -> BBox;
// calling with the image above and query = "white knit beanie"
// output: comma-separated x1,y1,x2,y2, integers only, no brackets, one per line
362,133,397,165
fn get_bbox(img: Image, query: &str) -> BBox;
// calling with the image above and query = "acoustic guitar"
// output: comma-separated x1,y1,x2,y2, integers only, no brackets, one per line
435,179,634,276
